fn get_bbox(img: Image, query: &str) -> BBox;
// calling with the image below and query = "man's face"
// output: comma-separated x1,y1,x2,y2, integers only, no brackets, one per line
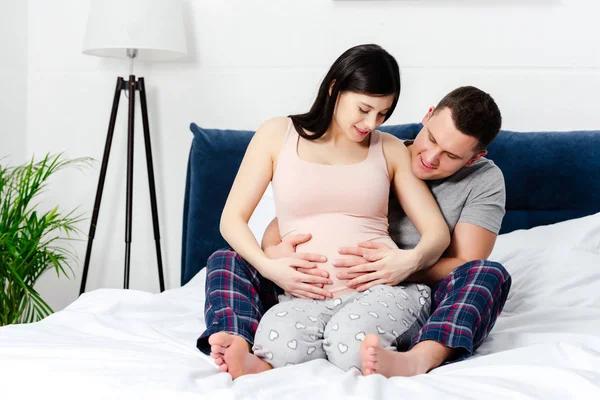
410,107,487,180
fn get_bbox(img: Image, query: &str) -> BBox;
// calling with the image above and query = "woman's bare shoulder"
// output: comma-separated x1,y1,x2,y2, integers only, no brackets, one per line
249,116,289,148
249,117,291,160
380,131,411,159
255,116,290,139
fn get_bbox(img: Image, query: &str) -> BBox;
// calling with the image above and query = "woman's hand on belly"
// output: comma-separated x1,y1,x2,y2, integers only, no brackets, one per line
263,232,332,295
333,242,420,291
262,258,334,300
264,232,328,264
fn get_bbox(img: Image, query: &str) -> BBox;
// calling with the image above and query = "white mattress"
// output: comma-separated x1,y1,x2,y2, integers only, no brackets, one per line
2,212,600,400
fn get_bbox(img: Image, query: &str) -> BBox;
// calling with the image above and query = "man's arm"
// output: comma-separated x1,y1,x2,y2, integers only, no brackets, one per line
406,222,497,286
407,162,505,285
261,217,282,252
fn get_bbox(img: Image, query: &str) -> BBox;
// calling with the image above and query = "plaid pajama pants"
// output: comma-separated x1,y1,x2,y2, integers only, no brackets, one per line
196,249,512,362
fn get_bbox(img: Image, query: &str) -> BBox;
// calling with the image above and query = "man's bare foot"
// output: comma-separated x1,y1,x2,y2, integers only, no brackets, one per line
208,332,272,379
360,334,432,377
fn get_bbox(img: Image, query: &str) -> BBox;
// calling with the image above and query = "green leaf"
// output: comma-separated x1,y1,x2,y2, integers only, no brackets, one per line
0,153,91,326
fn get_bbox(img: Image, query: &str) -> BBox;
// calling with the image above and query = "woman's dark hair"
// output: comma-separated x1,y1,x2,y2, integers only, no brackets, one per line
289,44,401,140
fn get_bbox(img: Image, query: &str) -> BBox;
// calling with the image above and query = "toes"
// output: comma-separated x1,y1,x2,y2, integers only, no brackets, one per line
210,351,225,366
363,334,380,348
362,361,377,376
208,333,221,345
211,344,226,355
209,331,233,346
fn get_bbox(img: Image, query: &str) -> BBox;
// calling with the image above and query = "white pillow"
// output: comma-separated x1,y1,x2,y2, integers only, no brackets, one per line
491,212,600,258
490,212,600,310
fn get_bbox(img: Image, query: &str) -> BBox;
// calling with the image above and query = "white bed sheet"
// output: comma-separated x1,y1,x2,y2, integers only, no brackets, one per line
1,213,600,400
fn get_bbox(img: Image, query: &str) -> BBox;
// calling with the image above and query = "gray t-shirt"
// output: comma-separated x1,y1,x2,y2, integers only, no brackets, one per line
389,145,506,250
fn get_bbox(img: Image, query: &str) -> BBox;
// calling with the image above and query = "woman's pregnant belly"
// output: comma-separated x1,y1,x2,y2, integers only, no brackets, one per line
281,214,398,297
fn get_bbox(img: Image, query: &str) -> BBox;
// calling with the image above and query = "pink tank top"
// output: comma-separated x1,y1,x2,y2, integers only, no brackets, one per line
272,119,398,296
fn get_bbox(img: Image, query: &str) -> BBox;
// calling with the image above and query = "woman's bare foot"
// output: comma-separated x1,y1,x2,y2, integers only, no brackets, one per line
209,340,228,373
360,334,430,377
208,332,272,379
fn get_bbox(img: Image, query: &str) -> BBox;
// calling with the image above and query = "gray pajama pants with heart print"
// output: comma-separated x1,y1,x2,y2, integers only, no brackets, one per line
252,283,431,372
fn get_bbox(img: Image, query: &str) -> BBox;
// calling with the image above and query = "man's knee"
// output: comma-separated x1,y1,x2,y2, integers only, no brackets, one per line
478,261,512,310
486,261,512,289
435,260,512,314
458,260,512,288
449,260,512,316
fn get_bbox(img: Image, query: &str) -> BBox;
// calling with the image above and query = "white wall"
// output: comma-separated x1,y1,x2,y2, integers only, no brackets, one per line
0,0,27,163
17,0,600,312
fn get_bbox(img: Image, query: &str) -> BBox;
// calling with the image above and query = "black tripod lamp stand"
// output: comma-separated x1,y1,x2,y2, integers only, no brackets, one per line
80,0,187,294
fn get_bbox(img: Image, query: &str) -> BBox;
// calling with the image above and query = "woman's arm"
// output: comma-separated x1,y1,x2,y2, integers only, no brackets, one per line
220,117,332,298
384,134,450,270
219,118,283,273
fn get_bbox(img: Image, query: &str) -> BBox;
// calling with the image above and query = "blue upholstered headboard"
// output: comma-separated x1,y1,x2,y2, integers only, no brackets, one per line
181,123,600,285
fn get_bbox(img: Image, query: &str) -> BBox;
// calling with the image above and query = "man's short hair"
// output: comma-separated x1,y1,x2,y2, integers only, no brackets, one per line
434,86,502,151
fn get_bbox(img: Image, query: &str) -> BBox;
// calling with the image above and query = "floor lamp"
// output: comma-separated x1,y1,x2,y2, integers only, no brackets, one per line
79,0,187,294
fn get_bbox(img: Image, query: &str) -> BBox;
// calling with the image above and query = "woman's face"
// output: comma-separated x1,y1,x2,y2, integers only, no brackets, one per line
331,91,395,142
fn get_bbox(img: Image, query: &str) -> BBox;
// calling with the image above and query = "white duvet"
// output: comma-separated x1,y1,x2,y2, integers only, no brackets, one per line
1,213,600,400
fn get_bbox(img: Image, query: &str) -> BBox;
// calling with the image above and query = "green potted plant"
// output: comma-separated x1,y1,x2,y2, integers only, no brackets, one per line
0,154,90,326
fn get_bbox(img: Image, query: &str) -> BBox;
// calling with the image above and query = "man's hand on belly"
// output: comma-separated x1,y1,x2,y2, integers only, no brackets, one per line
264,232,330,286
334,242,420,292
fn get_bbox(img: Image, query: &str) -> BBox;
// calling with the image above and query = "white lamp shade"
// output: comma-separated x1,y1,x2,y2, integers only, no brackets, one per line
82,0,187,61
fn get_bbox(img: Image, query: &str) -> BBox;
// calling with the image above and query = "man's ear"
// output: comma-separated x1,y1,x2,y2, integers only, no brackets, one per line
421,106,435,125
465,150,487,167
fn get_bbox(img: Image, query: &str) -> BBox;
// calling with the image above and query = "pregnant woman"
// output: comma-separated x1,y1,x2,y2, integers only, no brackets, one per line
211,44,449,377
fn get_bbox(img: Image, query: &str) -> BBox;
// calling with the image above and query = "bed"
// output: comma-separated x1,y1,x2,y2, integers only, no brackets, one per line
1,123,599,399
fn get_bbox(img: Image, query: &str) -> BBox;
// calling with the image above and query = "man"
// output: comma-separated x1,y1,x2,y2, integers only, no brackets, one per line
197,86,511,378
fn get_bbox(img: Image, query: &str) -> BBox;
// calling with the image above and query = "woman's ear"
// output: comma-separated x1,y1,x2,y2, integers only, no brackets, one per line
328,80,336,96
